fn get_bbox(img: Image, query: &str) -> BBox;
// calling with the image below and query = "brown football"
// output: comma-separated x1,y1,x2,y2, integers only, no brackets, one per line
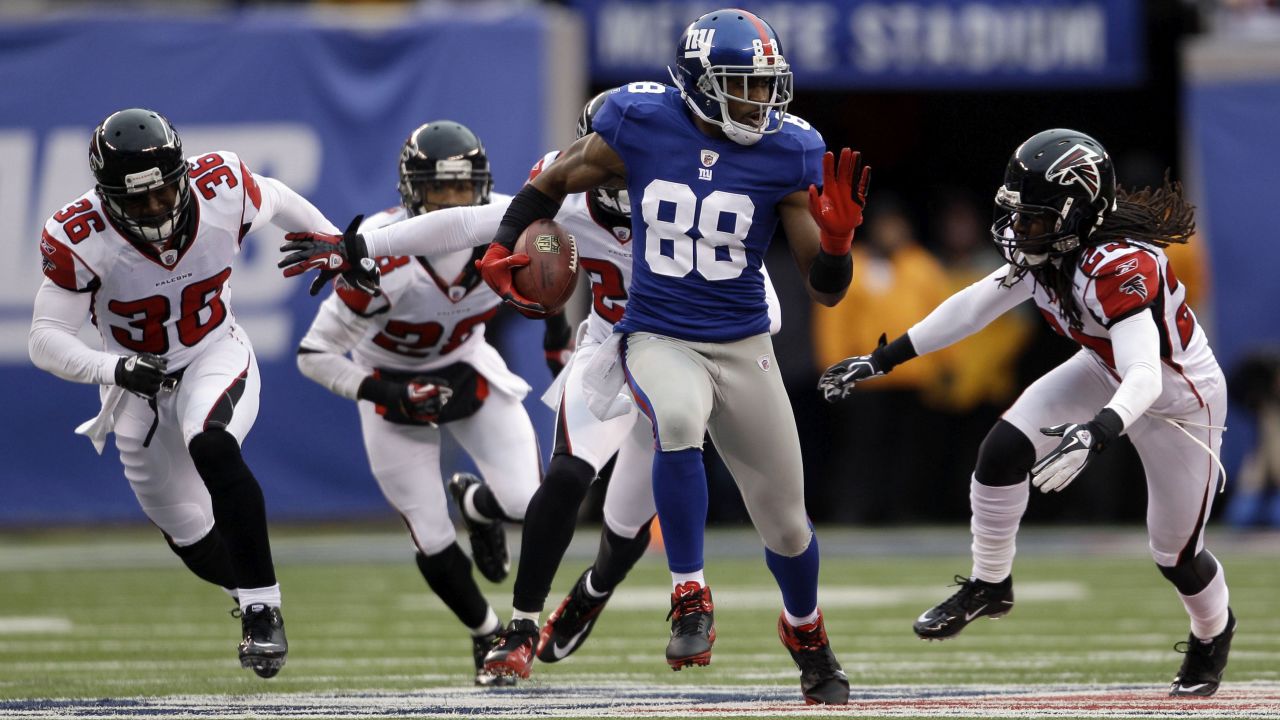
512,219,579,313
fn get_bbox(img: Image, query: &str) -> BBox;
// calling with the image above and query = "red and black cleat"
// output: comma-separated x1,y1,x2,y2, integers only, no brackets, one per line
665,582,715,670
778,611,849,705
482,618,538,680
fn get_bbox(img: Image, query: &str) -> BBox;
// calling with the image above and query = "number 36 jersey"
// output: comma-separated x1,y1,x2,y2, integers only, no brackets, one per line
39,151,261,371
591,83,824,342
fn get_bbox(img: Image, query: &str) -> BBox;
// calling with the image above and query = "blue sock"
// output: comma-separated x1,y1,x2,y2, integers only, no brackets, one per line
652,448,707,573
765,529,819,617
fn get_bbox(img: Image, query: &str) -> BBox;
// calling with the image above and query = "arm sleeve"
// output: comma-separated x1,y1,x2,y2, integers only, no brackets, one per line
296,295,373,400
907,266,1034,355
1102,309,1163,430
28,278,118,385
251,175,340,235
362,200,511,258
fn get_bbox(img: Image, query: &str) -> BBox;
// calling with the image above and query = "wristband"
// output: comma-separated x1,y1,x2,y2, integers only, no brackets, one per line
808,249,852,294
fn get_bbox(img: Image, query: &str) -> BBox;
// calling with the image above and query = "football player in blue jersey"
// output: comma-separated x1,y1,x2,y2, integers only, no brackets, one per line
475,9,869,705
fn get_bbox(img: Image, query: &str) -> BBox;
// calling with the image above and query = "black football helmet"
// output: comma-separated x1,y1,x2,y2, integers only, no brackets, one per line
90,108,192,249
577,89,631,231
397,121,492,216
991,128,1116,268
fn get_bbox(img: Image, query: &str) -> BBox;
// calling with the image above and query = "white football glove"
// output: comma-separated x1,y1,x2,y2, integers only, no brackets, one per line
1030,410,1124,493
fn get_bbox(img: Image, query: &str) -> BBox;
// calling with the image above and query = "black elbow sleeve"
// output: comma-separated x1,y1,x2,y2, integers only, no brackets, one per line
493,183,563,249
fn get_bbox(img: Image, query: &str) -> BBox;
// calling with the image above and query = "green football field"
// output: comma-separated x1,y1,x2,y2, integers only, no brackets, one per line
1,524,1277,719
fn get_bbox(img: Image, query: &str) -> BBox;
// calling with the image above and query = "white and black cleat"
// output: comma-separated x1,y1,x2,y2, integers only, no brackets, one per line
238,603,288,679
913,575,1014,641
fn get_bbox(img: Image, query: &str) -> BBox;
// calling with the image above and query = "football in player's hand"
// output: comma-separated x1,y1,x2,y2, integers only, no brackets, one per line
512,219,579,314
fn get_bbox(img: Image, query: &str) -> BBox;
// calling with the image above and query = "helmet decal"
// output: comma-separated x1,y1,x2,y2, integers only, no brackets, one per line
1046,144,1105,201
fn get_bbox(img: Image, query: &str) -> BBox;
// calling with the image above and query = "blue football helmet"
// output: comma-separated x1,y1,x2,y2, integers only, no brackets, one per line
668,8,793,146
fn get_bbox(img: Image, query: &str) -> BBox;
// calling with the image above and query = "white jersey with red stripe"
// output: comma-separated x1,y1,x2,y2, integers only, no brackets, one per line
338,206,504,375
1032,240,1220,416
38,151,263,371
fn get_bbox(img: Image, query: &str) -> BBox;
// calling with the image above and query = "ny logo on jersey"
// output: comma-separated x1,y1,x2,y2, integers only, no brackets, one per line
1115,258,1140,275
684,28,715,58
1046,144,1104,201
1120,274,1149,300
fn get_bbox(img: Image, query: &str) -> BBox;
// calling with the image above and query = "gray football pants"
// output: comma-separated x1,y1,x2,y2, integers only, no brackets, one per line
623,331,811,556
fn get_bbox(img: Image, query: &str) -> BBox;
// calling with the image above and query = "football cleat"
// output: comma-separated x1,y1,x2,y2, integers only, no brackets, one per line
483,618,538,679
472,630,517,687
914,574,1014,640
1170,608,1236,697
666,581,715,670
448,472,510,583
237,603,288,678
537,568,611,663
778,612,850,705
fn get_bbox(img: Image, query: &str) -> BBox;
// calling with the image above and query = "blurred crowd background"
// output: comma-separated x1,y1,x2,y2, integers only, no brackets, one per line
2,0,1278,530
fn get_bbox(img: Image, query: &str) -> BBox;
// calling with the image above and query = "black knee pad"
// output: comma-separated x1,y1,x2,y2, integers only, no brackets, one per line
974,420,1037,487
1159,550,1220,596
544,454,596,499
188,428,244,483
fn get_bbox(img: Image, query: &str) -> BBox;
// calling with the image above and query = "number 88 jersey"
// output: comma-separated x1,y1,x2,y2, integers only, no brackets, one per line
591,83,823,342
38,151,260,371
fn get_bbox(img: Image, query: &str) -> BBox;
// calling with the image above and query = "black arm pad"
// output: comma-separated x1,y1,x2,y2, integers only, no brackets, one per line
808,249,852,294
493,183,563,249
871,334,918,373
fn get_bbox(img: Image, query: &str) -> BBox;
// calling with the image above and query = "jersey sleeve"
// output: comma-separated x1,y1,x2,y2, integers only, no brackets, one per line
39,229,99,292
590,89,638,159
1086,249,1160,326
789,117,825,192
334,272,391,317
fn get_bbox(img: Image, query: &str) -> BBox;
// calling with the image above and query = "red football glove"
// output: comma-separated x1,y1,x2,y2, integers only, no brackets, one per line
475,242,548,318
807,148,870,257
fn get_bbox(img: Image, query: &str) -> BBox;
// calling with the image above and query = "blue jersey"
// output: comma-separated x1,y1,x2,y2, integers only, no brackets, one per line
591,83,824,342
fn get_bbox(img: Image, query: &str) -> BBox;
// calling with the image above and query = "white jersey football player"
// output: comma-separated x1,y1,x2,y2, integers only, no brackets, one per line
820,129,1235,698
28,108,336,679
278,91,784,681
293,121,540,687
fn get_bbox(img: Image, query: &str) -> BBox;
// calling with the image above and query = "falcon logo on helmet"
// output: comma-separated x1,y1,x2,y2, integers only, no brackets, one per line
1046,144,1105,201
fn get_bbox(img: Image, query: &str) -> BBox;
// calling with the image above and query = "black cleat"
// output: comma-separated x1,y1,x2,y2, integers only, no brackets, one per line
778,611,850,705
448,472,510,583
537,568,611,663
237,603,288,678
666,582,715,670
472,629,517,687
914,574,1014,640
1170,608,1236,697
483,619,538,679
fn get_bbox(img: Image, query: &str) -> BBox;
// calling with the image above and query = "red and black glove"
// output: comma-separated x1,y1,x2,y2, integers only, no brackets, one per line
475,242,548,318
807,148,871,256
279,215,380,296
358,375,453,424
543,312,574,378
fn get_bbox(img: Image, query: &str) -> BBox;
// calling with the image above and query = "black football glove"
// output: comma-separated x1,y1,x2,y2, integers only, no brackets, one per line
1030,408,1124,493
114,353,169,399
543,312,574,378
279,215,380,296
358,375,453,424
817,333,889,402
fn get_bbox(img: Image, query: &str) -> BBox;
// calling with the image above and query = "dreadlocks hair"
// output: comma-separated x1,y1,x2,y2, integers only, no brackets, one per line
1001,174,1196,329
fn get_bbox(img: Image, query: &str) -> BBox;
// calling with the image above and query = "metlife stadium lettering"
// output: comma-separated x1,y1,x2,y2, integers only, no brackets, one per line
577,0,1142,89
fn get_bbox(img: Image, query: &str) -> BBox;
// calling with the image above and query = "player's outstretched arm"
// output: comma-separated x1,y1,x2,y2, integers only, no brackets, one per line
279,215,382,296
477,134,626,318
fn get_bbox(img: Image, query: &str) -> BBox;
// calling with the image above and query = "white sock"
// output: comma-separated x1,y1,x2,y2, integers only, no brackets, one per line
470,607,501,637
1179,559,1230,640
511,609,539,625
969,476,1028,583
463,485,494,525
238,584,281,611
583,570,609,598
783,608,820,627
672,570,705,590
